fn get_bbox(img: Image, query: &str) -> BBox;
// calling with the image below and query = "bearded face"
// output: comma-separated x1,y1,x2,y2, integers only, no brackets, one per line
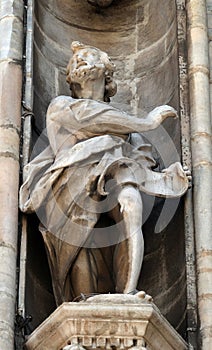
66,42,117,101
66,48,106,85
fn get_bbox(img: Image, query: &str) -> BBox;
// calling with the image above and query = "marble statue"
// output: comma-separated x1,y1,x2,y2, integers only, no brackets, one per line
19,41,189,305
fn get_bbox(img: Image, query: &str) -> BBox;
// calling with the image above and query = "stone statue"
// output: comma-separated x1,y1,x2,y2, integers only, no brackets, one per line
19,41,189,306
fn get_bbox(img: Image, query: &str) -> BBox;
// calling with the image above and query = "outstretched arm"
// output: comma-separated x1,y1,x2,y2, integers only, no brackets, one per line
47,96,178,138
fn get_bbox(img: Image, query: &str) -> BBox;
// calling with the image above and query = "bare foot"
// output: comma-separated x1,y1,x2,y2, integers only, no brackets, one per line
136,290,153,303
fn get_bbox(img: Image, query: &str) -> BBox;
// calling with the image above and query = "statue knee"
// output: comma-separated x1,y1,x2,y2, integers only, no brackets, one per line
118,185,143,218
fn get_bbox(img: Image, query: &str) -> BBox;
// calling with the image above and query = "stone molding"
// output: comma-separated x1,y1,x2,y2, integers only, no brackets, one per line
25,296,188,350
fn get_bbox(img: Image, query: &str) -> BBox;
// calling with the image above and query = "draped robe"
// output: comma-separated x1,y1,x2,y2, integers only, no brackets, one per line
19,96,188,303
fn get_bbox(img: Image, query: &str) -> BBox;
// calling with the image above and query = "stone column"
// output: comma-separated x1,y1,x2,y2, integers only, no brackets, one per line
0,0,23,348
187,0,212,349
177,1,198,348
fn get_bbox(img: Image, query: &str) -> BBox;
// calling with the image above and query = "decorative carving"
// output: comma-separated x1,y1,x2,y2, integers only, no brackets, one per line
19,42,189,305
63,345,86,350
62,339,147,350
25,295,187,350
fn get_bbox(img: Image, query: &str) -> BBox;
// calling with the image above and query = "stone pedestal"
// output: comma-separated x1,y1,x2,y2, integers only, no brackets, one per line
25,294,188,350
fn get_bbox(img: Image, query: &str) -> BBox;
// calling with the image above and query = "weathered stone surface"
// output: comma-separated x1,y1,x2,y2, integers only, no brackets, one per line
0,16,23,61
33,0,180,116
0,3,23,349
0,149,20,350
188,1,212,349
134,20,177,76
0,62,22,127
191,133,212,167
33,47,56,104
25,296,188,350
136,47,178,111
0,128,19,160
0,158,19,246
0,0,23,20
0,245,17,293
0,251,16,326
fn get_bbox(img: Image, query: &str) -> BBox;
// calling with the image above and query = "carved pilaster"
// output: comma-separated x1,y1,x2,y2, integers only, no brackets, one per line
176,1,198,348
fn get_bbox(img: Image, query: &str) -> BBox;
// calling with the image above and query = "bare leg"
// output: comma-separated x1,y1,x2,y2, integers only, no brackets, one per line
111,185,144,293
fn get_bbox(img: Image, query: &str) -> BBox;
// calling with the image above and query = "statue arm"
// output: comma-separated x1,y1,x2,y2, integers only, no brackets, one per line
72,99,178,134
73,100,177,135
92,104,177,134
47,96,178,139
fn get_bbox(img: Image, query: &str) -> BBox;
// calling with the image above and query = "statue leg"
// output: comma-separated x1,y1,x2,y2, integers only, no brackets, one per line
111,185,144,293
69,247,98,297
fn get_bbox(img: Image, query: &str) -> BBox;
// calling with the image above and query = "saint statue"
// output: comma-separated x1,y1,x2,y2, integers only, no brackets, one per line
19,42,189,305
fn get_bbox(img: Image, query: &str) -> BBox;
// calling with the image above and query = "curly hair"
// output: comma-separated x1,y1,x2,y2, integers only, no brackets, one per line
66,41,117,102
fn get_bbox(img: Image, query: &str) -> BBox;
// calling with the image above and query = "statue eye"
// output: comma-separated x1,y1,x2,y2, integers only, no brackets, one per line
77,61,87,68
105,76,112,83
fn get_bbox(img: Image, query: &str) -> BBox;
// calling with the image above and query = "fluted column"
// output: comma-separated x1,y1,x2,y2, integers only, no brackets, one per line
187,1,212,349
0,0,23,348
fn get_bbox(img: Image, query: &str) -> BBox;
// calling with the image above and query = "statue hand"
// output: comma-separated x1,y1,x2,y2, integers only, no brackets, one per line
146,105,178,128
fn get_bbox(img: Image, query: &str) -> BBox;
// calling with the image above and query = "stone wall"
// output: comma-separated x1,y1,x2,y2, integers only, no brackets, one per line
0,1,23,349
187,1,212,348
207,0,212,120
33,0,179,131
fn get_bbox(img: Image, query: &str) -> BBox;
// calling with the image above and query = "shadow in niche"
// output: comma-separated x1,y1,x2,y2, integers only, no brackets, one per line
25,213,117,331
25,215,56,332
25,198,186,337
140,196,187,336
24,213,120,330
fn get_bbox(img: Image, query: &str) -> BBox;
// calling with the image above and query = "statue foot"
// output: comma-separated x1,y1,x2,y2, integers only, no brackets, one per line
127,289,153,302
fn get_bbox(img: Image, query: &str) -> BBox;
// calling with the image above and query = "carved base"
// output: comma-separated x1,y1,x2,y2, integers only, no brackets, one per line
25,294,188,350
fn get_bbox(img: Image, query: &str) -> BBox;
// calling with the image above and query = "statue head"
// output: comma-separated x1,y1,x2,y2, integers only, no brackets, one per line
66,41,117,102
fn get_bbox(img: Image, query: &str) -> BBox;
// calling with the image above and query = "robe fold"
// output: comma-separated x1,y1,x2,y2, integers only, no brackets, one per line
19,96,188,303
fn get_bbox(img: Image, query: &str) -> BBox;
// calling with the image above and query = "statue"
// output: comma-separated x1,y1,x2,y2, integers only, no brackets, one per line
19,41,190,306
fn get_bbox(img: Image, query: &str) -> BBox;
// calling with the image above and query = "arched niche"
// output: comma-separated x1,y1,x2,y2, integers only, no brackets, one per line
26,0,186,338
